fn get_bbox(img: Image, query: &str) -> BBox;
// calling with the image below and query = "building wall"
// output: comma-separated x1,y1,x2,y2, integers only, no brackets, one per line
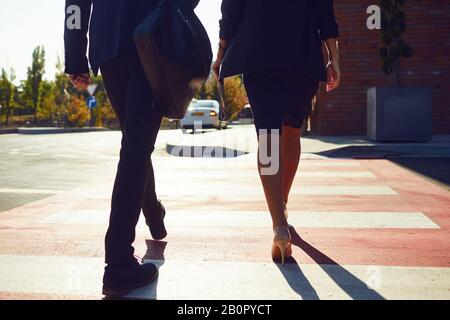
311,0,450,135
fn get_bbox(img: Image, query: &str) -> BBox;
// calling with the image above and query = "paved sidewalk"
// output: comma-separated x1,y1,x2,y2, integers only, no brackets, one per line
0,153,449,299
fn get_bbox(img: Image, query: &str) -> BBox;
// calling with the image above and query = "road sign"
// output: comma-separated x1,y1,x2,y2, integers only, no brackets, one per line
87,84,98,96
87,96,97,109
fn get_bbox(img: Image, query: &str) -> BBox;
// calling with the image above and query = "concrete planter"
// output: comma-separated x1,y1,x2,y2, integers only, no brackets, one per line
367,86,433,142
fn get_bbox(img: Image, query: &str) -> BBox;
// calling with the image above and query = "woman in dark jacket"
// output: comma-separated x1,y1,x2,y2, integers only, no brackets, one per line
213,0,341,264
64,0,199,297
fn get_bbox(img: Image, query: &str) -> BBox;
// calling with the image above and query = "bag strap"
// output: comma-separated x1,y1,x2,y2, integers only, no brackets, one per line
156,0,170,8
217,79,228,122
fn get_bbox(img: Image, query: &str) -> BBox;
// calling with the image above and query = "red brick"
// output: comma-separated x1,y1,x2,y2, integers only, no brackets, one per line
312,0,450,135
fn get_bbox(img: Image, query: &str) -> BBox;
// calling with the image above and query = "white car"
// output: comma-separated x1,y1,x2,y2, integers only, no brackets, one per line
180,100,221,132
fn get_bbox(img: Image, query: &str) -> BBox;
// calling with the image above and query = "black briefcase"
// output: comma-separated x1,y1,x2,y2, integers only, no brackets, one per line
134,0,213,119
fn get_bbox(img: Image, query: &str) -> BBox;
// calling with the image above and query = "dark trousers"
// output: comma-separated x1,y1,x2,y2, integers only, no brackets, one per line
100,49,163,267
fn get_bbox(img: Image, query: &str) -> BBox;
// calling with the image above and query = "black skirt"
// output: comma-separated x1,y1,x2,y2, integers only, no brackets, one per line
244,72,319,132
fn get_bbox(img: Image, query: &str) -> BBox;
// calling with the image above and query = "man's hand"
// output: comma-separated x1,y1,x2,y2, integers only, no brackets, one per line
69,73,91,90
326,60,341,92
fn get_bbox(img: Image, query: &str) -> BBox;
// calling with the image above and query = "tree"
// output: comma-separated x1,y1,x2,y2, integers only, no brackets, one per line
37,80,57,124
66,95,90,127
94,90,117,128
379,0,413,85
195,71,218,101
23,46,46,124
195,74,247,121
223,76,248,121
0,68,16,126
51,56,71,126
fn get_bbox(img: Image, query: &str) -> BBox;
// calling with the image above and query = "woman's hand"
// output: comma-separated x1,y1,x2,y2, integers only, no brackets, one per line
212,40,229,80
212,57,223,80
326,60,341,92
69,73,91,90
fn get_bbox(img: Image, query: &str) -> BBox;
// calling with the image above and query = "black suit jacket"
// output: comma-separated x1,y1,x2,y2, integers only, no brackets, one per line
219,0,339,81
64,0,200,76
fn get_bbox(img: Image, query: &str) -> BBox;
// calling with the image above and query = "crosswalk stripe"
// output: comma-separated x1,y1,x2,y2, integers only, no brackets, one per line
51,154,80,159
159,171,376,179
156,157,362,168
95,155,118,160
299,171,374,178
39,210,438,229
156,185,398,196
0,255,448,300
0,188,64,195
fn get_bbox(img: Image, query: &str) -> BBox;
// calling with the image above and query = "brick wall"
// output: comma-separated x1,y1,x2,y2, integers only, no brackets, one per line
310,0,450,135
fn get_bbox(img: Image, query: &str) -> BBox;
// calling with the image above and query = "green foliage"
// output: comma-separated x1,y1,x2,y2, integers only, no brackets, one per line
223,76,248,121
66,95,90,127
37,80,56,122
89,75,118,128
379,0,413,84
0,68,16,126
51,56,71,125
22,46,46,123
1,51,118,128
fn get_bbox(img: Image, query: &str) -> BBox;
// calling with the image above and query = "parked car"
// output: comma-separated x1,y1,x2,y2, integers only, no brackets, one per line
236,104,254,125
180,99,222,132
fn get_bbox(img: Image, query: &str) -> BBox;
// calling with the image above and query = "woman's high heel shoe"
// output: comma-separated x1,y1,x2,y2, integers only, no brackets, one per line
272,226,292,265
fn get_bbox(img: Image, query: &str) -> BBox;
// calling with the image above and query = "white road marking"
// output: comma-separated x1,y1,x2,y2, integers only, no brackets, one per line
155,157,362,167
299,171,375,178
95,156,118,160
40,210,438,229
51,154,80,159
156,185,399,196
161,171,376,179
0,255,449,300
0,188,64,195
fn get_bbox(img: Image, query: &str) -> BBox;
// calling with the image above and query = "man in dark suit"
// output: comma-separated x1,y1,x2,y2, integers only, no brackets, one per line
64,0,199,297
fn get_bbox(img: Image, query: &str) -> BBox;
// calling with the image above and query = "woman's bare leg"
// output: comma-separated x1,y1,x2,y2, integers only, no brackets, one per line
257,130,288,229
281,125,302,205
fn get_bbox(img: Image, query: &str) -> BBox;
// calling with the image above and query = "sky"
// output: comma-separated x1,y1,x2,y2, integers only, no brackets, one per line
0,0,222,85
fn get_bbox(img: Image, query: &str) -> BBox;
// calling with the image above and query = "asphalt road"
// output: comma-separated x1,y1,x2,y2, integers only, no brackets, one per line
0,131,172,212
1,130,449,213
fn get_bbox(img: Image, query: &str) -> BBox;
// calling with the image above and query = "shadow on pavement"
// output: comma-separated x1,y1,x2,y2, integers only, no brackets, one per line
275,257,320,300
166,144,248,158
389,158,450,191
275,227,385,300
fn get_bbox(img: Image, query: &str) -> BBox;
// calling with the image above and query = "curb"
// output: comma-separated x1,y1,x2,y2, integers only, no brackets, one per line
0,128,19,135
